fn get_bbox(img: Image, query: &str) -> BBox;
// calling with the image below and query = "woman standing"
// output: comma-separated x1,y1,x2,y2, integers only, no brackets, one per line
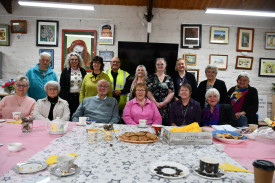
59,52,86,120
79,56,112,102
169,83,201,126
129,65,148,100
172,58,197,100
147,58,174,126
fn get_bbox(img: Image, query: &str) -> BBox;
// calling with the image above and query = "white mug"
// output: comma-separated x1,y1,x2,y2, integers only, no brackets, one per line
139,119,147,127
79,117,87,125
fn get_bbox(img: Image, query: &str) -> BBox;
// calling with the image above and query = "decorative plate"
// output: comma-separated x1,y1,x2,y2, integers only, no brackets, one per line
150,161,189,179
213,130,247,144
193,166,225,180
118,135,159,144
13,161,48,174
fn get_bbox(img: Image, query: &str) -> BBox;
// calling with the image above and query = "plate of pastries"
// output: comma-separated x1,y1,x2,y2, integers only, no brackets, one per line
212,130,247,144
119,131,159,143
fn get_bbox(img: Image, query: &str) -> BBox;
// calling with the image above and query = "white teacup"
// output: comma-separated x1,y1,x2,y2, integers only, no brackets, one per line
57,155,75,173
79,117,88,125
139,119,147,127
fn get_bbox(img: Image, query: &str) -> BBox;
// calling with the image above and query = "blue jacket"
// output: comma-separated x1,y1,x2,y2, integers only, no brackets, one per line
26,64,58,101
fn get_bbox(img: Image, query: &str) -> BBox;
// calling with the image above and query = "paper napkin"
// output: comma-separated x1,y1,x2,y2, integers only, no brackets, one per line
98,129,120,132
6,120,22,124
46,153,79,165
220,162,252,173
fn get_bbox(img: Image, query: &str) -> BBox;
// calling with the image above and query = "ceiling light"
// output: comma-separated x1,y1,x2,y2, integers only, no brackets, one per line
205,8,275,18
18,0,94,11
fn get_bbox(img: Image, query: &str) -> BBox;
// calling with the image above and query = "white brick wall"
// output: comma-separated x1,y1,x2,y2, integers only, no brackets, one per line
0,3,274,117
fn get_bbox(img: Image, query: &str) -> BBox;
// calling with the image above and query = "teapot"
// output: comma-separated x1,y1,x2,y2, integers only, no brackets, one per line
46,117,69,134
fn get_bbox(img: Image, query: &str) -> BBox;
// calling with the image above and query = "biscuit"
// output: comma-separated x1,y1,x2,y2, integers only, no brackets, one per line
130,135,139,141
136,132,146,136
146,132,158,140
124,132,136,137
139,135,149,141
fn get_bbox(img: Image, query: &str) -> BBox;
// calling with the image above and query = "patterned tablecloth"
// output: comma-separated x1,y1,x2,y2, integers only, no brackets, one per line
0,124,254,183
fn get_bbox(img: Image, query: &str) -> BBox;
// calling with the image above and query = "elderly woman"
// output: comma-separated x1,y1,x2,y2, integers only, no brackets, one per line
59,52,86,120
197,64,230,109
79,56,112,102
202,88,237,127
172,58,197,100
33,81,70,121
123,83,162,125
129,65,148,100
169,83,201,126
0,76,36,119
147,58,174,126
228,72,258,126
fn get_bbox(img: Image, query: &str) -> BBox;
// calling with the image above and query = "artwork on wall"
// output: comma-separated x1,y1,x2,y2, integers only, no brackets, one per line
181,24,202,49
237,27,254,52
36,20,59,47
98,24,114,45
209,26,229,44
235,56,253,70
99,51,114,62
186,68,199,85
259,58,275,77
183,54,197,65
10,20,27,34
265,32,275,50
62,29,97,71
39,49,54,69
209,54,228,70
0,25,10,46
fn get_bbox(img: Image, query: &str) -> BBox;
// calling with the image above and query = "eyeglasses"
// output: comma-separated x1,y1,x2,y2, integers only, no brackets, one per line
112,61,120,64
70,59,78,61
156,64,164,66
16,84,28,88
98,85,109,89
136,90,146,92
47,88,58,91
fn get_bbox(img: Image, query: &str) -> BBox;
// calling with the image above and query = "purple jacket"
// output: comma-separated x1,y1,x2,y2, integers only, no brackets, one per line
123,98,162,125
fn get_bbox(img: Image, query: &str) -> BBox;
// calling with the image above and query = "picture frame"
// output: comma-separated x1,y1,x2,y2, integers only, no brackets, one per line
209,54,228,70
98,24,114,45
0,25,10,46
237,27,254,52
210,26,229,44
39,49,54,69
259,58,275,77
99,51,114,62
265,32,275,50
235,56,253,70
183,53,197,65
62,29,97,71
10,20,27,34
186,68,199,85
181,24,202,49
36,20,59,47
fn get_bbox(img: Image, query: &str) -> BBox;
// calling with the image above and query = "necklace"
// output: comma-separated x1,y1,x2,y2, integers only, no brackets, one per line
180,102,189,125
15,96,22,107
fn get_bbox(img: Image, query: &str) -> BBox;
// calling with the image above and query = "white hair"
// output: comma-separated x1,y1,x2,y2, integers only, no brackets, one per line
15,76,29,87
64,52,85,70
39,52,51,62
237,72,250,81
205,88,220,102
205,64,218,74
44,80,60,93
97,79,110,88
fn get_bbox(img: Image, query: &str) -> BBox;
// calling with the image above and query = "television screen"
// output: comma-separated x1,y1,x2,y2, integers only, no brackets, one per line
118,41,179,76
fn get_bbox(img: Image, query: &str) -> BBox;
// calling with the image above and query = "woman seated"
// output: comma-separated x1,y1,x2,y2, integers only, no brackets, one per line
228,72,258,126
34,81,70,121
0,76,36,119
202,88,237,127
123,83,162,125
129,65,148,100
169,83,201,126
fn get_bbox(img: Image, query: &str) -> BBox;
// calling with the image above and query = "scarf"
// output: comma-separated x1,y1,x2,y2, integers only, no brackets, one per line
48,96,58,120
202,103,220,126
230,85,249,105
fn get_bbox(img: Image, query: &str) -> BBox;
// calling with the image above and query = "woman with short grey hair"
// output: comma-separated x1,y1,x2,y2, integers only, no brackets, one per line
34,81,70,121
197,64,230,109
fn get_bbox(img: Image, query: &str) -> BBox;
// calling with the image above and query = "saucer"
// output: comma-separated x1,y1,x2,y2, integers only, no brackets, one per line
76,122,86,126
138,125,148,128
193,166,225,180
50,164,80,177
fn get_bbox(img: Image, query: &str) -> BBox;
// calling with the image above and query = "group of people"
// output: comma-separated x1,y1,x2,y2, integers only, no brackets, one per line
0,52,259,128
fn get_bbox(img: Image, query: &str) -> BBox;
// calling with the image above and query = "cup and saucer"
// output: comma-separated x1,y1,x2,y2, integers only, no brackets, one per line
50,155,81,177
138,119,148,128
193,157,225,180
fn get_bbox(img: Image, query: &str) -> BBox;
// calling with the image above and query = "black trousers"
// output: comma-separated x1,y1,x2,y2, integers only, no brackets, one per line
68,93,80,121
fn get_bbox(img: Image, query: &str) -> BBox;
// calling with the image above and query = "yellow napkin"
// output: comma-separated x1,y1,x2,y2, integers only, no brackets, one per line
6,120,22,124
98,129,120,132
219,162,252,173
46,153,79,165
170,122,202,132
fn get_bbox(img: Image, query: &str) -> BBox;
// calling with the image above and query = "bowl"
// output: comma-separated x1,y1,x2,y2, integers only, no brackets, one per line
8,143,22,152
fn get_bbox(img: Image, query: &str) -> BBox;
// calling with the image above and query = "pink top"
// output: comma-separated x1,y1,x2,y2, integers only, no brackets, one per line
0,95,36,119
123,98,162,125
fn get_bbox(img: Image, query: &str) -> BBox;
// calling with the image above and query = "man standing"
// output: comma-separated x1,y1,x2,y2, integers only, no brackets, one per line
26,52,58,101
105,57,131,112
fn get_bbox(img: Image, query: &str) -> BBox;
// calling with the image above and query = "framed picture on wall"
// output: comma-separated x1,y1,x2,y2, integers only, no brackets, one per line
209,54,228,70
62,29,97,71
237,27,254,52
10,20,27,34
183,53,197,65
36,20,59,47
181,24,202,49
259,58,275,77
98,24,114,45
0,25,10,46
265,32,275,50
210,26,229,44
39,49,54,69
99,51,114,62
235,56,253,70
186,68,199,85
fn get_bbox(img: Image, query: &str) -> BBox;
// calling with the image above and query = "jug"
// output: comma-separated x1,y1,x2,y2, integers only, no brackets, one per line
46,117,69,134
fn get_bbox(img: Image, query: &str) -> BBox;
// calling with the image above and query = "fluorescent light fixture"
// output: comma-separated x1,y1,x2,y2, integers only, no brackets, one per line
18,0,94,11
206,8,275,17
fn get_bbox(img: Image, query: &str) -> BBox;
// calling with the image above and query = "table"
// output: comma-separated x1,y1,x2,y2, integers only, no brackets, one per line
0,124,274,182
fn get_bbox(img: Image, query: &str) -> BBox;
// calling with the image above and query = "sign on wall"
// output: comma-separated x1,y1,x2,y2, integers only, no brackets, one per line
98,24,114,45
257,95,267,121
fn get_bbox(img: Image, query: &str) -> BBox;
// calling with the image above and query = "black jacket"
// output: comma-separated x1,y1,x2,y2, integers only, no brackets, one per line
228,85,259,124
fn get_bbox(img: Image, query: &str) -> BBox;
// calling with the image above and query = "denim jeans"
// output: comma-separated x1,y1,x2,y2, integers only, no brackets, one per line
237,115,248,127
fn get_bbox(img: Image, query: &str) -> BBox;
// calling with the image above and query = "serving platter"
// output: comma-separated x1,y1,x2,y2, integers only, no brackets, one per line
13,161,48,174
213,130,247,144
118,135,159,144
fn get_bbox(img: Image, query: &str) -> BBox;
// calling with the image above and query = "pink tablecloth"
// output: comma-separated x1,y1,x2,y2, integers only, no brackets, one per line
0,120,76,175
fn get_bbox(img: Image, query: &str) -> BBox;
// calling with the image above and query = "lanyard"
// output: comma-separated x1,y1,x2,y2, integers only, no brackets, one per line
181,102,189,125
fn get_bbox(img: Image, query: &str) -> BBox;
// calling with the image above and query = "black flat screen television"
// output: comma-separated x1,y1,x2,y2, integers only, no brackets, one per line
118,41,179,76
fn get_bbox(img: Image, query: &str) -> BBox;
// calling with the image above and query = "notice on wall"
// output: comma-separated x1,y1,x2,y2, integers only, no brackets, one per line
257,95,267,121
